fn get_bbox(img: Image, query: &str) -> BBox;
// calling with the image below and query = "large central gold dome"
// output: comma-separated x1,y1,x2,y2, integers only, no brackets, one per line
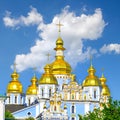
51,37,72,75
7,71,23,93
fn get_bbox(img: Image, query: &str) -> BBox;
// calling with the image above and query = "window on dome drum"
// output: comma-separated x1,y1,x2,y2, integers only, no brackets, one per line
71,117,75,120
49,89,51,97
8,96,10,103
72,105,75,113
15,96,17,103
94,90,96,99
42,89,44,97
20,96,22,104
28,99,30,106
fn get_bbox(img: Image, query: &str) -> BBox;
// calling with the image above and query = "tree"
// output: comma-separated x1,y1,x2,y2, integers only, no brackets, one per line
5,110,15,120
79,98,120,120
25,117,35,120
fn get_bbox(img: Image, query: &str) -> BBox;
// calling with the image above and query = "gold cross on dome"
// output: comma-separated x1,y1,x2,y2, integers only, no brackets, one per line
56,21,63,33
13,62,17,71
46,53,51,62
90,55,93,66
33,67,37,76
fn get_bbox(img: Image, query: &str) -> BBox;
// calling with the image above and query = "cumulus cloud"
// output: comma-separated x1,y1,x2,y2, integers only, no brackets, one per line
100,43,120,54
3,6,106,72
3,6,43,27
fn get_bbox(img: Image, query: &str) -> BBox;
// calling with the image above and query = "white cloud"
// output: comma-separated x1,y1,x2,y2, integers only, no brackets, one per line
3,6,43,27
100,43,120,54
3,6,106,72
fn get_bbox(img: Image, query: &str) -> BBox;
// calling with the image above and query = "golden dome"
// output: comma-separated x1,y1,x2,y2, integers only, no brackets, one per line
7,70,23,93
39,64,58,85
100,74,110,96
54,37,65,51
83,65,101,87
26,75,38,95
51,58,72,75
51,36,72,75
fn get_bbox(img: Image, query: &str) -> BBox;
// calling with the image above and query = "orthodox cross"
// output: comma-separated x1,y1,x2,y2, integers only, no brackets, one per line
46,53,51,62
33,67,37,76
101,68,104,76
90,55,93,66
13,62,17,72
56,21,63,33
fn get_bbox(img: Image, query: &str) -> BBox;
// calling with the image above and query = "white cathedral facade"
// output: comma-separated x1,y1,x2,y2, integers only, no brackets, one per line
0,26,110,120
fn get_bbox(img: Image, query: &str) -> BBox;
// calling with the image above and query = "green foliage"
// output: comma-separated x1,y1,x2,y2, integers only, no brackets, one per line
79,98,120,120
25,117,35,120
5,110,15,120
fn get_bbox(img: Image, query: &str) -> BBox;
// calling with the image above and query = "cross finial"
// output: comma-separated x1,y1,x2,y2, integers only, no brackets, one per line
46,53,51,62
56,21,63,35
13,62,17,72
90,55,93,66
33,67,37,76
101,68,104,77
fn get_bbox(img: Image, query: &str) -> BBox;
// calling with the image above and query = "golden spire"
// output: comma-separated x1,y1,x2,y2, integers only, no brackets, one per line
50,21,72,75
7,63,23,93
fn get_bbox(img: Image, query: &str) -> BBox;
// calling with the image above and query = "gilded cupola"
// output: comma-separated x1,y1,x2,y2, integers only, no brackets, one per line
7,65,23,94
100,73,110,96
83,64,101,87
26,74,38,95
39,64,58,85
50,22,72,75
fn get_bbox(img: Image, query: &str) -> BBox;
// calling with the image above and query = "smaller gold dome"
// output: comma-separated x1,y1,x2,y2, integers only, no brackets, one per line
26,75,38,95
83,65,101,87
39,64,58,85
100,74,110,96
101,85,110,96
54,37,65,51
7,71,22,93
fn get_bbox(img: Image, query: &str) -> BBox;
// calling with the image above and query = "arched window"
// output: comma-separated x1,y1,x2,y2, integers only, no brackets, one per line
28,99,30,106
72,94,74,99
54,106,56,111
20,96,22,104
71,117,75,120
8,96,10,103
94,90,96,99
49,89,52,97
42,89,44,97
15,96,17,104
72,105,75,113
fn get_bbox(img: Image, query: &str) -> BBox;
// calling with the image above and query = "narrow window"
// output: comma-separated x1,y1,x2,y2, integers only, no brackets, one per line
15,96,17,104
28,99,30,106
42,89,44,97
94,90,96,99
72,105,75,113
49,89,51,97
54,106,56,111
71,117,75,120
8,96,10,103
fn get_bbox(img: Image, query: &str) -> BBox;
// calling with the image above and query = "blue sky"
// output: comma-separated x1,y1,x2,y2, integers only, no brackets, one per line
0,0,120,100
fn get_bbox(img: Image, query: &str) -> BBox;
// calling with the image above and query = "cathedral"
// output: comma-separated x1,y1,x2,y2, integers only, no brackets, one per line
0,23,110,120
